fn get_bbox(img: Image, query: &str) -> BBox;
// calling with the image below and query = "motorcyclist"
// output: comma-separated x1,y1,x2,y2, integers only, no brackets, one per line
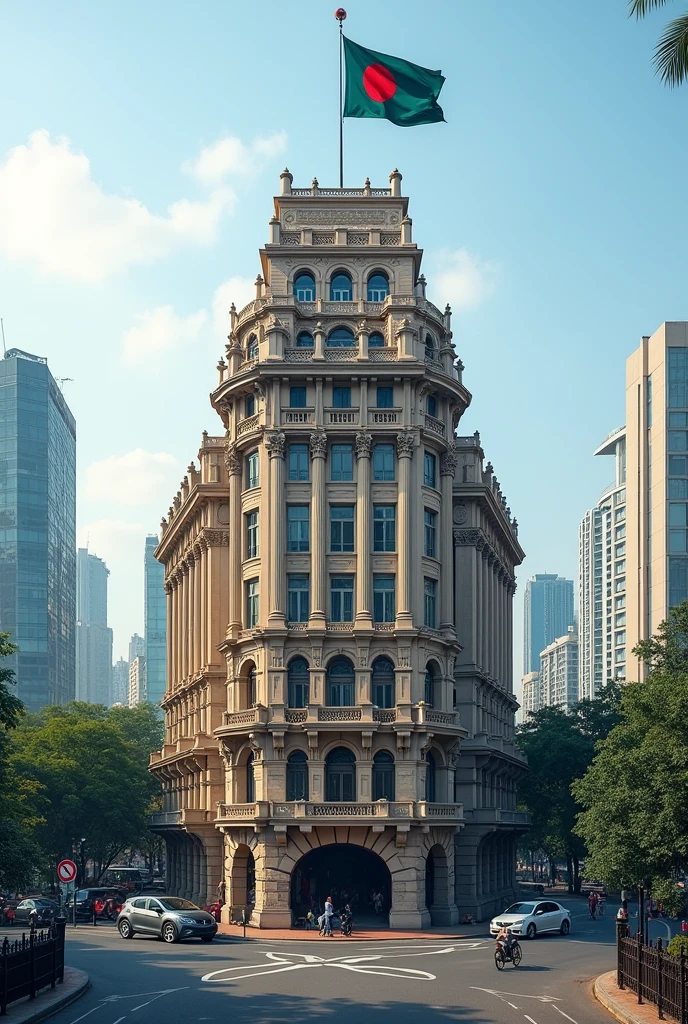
340,904,353,936
495,925,516,958
588,891,598,919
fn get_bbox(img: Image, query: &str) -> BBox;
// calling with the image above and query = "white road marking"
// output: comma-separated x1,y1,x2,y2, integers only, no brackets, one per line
67,1009,100,1024
524,1015,540,1024
471,988,561,1003
508,1003,519,1010
101,989,187,1003
553,1007,579,1024
112,1017,126,1024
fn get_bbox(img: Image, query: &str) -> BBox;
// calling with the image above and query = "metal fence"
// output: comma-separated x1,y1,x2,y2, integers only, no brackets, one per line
0,918,66,1015
618,930,688,1023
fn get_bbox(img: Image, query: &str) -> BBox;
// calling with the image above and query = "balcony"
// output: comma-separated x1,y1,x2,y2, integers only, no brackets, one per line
237,413,261,437
318,706,362,722
465,808,531,828
215,800,463,826
368,407,401,425
149,808,213,830
325,407,359,425
424,414,446,438
220,706,269,729
412,706,457,727
281,407,315,425
149,810,181,827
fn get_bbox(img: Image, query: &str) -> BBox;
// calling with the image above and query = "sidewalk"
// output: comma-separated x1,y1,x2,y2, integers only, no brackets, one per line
594,971,664,1024
2,967,89,1024
217,923,470,941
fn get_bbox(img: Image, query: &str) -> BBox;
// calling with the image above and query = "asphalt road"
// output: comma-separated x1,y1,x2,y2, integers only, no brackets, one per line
8,899,675,1024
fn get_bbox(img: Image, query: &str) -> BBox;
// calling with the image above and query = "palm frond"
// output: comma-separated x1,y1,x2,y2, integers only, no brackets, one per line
629,0,670,18
654,13,688,85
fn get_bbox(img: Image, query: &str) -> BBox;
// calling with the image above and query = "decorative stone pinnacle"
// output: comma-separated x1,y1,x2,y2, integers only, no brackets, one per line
230,302,236,313
187,463,196,474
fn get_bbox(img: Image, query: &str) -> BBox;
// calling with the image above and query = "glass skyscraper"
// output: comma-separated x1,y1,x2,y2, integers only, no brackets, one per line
0,348,76,710
144,534,166,707
522,573,575,675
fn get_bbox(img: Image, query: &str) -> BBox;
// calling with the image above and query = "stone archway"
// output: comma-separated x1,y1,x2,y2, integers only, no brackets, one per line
290,843,392,924
228,842,255,918
425,843,451,925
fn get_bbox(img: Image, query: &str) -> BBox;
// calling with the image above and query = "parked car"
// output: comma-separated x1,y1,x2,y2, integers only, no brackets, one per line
64,887,128,920
14,898,59,926
490,900,571,940
117,896,217,943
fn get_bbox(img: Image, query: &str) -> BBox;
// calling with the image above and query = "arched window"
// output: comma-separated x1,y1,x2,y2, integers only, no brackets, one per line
325,747,356,802
246,752,255,803
294,272,316,302
371,656,395,709
287,657,310,708
424,665,436,707
247,334,259,360
424,333,436,361
369,331,385,348
373,751,395,801
327,326,355,347
245,393,255,417
286,750,309,801
296,331,314,348
367,272,389,302
426,393,438,418
425,751,436,803
326,656,355,707
248,666,257,707
330,272,353,301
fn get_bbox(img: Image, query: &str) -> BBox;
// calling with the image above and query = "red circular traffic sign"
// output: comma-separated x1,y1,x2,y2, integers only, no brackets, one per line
57,859,77,883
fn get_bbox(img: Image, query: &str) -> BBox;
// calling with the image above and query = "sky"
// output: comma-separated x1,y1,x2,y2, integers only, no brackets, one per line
1,1,688,689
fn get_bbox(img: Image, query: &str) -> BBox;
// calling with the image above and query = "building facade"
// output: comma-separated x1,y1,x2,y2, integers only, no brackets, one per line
539,628,579,711
523,574,574,676
0,348,76,710
578,426,627,698
129,655,146,706
128,633,145,664
626,323,688,681
75,548,113,705
520,671,540,717
112,657,129,705
149,171,527,927
145,533,167,708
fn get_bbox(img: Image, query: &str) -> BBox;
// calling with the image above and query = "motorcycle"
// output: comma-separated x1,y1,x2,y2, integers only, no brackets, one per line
340,912,354,937
494,938,522,970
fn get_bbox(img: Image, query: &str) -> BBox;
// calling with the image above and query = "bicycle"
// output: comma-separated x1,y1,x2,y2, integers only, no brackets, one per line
495,939,522,970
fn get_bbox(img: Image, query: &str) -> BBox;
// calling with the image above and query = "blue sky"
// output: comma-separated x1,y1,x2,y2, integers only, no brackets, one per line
1,1,687,684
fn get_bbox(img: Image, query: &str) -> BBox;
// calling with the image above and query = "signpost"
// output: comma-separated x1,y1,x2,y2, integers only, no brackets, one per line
57,860,77,928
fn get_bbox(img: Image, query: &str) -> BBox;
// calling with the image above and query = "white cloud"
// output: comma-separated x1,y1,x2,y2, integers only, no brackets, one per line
211,275,256,341
121,305,207,365
0,130,235,281
183,131,288,185
84,449,181,507
432,248,499,311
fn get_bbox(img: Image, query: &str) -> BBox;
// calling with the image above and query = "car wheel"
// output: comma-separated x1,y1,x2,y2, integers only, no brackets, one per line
118,919,133,940
560,919,570,935
526,923,537,940
162,922,178,944
201,936,214,943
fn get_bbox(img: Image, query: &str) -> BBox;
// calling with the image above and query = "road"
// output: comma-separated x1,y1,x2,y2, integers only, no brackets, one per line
7,899,671,1024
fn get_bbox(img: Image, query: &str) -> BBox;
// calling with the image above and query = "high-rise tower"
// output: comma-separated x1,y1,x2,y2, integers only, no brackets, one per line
150,171,527,927
0,348,76,709
523,574,574,676
75,548,113,705
144,534,166,708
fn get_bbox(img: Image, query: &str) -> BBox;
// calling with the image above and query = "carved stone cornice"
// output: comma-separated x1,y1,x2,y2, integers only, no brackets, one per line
453,529,482,547
264,429,286,459
440,447,458,477
203,528,230,547
309,430,327,459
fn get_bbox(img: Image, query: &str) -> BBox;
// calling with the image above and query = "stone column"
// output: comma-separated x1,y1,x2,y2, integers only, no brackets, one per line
193,546,202,673
265,430,286,626
506,579,514,693
187,553,196,677
199,539,208,668
168,580,176,688
355,431,373,627
225,443,242,638
309,431,327,628
395,431,415,629
481,550,490,677
179,563,189,680
440,448,458,634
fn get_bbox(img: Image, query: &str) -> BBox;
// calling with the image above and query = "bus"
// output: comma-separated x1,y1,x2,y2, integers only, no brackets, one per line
100,867,144,892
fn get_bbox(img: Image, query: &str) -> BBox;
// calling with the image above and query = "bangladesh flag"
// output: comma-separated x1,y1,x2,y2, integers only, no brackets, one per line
343,36,445,127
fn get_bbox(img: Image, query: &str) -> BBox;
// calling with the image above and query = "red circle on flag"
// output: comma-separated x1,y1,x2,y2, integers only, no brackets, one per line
363,63,397,102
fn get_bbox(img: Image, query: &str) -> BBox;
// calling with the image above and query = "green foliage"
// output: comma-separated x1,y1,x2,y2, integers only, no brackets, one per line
0,632,24,730
651,878,687,918
633,602,688,674
630,2,688,89
667,934,688,956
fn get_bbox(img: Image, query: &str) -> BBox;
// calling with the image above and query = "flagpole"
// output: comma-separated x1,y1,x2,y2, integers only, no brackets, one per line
336,9,347,187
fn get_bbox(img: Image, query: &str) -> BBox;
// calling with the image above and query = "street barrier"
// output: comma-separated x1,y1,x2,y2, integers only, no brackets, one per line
0,917,66,1015
618,926,688,1023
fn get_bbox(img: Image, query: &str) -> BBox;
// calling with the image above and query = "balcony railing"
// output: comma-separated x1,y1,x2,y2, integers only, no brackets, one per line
372,708,396,723
424,414,446,438
325,407,359,424
318,706,362,722
412,706,457,726
368,407,401,425
221,706,269,728
282,407,315,425
215,800,463,824
149,810,181,827
465,808,531,827
237,412,261,437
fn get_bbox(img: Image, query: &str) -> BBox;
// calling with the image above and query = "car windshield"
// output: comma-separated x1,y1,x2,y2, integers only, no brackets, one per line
504,903,535,914
157,898,198,911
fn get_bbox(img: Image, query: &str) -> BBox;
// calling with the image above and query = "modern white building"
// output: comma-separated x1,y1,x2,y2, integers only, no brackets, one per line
112,657,129,705
520,671,540,717
128,655,146,706
578,426,627,698
540,628,579,711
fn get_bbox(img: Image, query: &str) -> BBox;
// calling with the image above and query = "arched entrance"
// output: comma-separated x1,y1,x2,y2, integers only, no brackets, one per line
425,843,451,925
290,844,391,924
229,843,256,913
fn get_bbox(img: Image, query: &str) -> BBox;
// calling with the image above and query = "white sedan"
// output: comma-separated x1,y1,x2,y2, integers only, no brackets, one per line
490,900,571,939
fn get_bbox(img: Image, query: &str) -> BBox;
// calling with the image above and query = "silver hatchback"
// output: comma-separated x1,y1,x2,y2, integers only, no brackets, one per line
117,896,217,943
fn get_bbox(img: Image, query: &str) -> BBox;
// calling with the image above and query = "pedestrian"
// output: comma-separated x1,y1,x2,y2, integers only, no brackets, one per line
323,895,334,937
681,920,688,936
598,893,605,917
306,910,315,931
217,879,226,907
373,891,384,915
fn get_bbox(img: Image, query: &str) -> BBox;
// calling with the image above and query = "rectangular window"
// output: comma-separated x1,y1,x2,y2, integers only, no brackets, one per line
373,505,396,552
373,575,396,623
615,525,626,540
667,347,688,408
287,574,310,622
424,509,437,558
615,542,626,557
669,480,688,499
245,394,255,417
424,577,437,628
615,595,626,609
246,578,259,628
669,431,688,451
615,612,626,626
427,394,438,417
287,505,310,551
246,510,259,559
330,575,354,622
615,560,625,574
290,386,307,408
330,505,354,552
669,502,688,526
614,579,625,593
615,649,626,664
615,630,626,646
246,450,259,489
669,529,688,553
376,386,393,408
614,507,626,522
670,556,688,607
670,456,688,475
647,373,652,428
332,387,351,409
373,444,395,481
288,443,309,481
331,443,353,481
423,451,437,488
669,412,688,426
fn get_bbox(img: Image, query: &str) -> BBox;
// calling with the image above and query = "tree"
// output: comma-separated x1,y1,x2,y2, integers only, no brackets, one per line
630,0,688,87
632,600,688,674
0,633,24,730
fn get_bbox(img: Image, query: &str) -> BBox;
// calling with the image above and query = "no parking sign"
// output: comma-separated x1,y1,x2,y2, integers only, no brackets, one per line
57,859,77,884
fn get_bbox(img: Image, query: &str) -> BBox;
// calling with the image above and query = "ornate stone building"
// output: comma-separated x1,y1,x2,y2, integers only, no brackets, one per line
149,170,527,928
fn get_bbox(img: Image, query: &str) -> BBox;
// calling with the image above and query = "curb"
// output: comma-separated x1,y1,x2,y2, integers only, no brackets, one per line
217,927,469,942
593,971,643,1024
6,968,90,1024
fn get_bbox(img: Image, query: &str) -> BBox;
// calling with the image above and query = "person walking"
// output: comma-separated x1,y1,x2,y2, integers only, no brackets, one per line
323,895,334,937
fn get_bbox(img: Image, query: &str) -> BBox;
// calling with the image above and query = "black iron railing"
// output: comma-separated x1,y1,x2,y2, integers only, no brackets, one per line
618,926,688,1023
0,918,66,1015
